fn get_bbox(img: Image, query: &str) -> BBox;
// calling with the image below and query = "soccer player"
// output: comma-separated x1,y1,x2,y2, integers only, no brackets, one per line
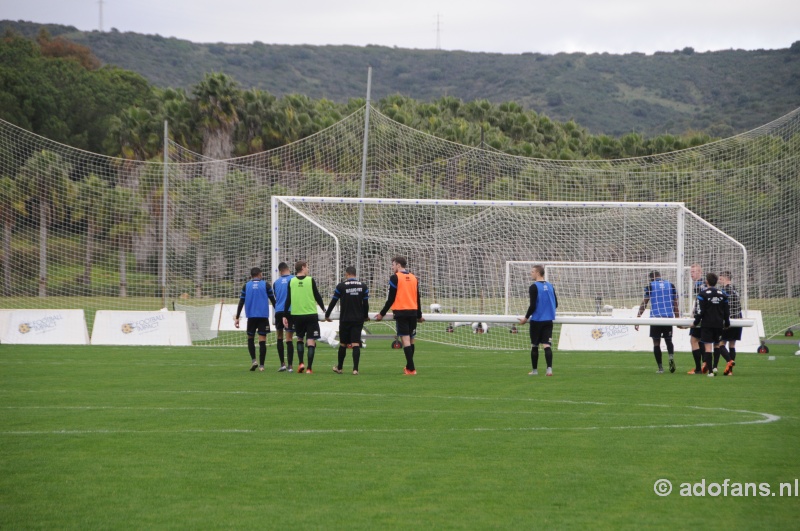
325,266,369,375
272,262,295,372
282,260,326,374
692,273,732,378
518,265,558,376
234,267,277,372
635,271,679,374
718,271,740,375
686,263,707,374
375,256,424,375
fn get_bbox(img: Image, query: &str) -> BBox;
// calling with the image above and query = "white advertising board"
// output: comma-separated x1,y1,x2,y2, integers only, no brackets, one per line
0,309,89,344
558,309,764,353
91,310,192,346
210,303,247,331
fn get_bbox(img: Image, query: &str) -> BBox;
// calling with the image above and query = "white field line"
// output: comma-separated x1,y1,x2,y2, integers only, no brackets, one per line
0,394,780,435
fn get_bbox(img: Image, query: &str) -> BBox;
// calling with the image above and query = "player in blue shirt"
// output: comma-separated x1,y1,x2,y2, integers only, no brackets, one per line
235,267,277,372
272,262,296,372
518,265,558,376
635,271,679,374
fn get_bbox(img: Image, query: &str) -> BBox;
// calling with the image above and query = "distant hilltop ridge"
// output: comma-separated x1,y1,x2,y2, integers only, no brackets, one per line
3,20,799,136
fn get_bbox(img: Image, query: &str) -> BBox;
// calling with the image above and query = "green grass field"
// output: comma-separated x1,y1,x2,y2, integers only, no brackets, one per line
1,341,799,529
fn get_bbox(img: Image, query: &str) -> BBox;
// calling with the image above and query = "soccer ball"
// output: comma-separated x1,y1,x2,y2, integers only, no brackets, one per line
430,303,442,313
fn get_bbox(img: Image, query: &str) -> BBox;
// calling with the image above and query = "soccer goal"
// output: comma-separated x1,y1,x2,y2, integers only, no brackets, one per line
271,196,751,349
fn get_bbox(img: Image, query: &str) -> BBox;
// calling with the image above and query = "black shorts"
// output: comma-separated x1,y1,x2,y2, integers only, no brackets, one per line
293,314,321,341
274,311,294,332
394,316,418,338
721,326,742,341
700,327,723,344
246,317,270,337
649,325,673,339
529,321,554,346
339,321,364,346
689,327,702,339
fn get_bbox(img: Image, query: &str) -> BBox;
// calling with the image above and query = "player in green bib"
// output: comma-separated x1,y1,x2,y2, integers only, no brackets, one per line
283,260,326,374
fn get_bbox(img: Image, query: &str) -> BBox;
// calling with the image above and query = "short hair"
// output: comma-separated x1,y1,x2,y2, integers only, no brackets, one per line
250,267,262,278
345,266,357,276
294,260,307,274
532,265,545,278
706,272,718,286
392,256,407,268
720,270,732,280
649,270,660,280
278,262,289,272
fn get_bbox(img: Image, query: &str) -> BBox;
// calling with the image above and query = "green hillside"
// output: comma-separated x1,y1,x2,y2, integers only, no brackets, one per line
3,20,799,136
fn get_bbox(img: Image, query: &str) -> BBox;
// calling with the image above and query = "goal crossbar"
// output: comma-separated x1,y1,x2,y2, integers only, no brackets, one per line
323,312,754,327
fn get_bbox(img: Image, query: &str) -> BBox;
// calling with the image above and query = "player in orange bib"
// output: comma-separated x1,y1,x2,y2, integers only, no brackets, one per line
375,256,424,375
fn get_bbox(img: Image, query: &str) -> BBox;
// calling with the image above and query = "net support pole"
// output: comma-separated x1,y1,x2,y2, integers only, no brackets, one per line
676,205,685,315
356,66,372,276
161,120,169,310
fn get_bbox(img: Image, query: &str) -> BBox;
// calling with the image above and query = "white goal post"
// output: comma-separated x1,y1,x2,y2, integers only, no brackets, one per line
271,196,752,334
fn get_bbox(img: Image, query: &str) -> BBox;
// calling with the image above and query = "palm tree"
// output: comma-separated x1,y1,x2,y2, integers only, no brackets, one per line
192,73,242,181
106,186,146,297
73,174,109,289
108,106,161,161
158,87,196,152
235,88,276,155
0,176,28,296
17,150,74,297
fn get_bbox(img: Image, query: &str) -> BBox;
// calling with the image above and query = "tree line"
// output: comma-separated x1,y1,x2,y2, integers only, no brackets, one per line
1,30,722,163
0,30,798,315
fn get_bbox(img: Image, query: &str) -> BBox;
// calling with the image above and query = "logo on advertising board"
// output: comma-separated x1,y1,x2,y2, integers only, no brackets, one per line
590,325,630,340
17,313,63,335
121,314,166,335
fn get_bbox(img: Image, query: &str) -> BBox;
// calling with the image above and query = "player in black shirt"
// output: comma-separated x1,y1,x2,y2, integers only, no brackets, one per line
325,266,369,375
692,273,733,378
718,271,741,375
686,263,707,374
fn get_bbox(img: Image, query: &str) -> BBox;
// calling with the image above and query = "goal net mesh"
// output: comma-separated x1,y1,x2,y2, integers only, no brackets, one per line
273,198,745,350
0,104,797,347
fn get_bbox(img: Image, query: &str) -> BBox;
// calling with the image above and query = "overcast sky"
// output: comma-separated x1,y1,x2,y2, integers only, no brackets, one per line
2,0,798,54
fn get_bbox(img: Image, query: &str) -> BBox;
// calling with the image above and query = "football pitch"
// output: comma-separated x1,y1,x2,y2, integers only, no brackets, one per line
1,341,798,529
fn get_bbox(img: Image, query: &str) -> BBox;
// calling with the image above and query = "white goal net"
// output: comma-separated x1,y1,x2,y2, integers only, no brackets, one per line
273,197,747,350
0,104,797,347
505,262,694,317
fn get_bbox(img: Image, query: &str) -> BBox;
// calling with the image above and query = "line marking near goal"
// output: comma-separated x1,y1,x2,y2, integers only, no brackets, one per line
0,401,780,435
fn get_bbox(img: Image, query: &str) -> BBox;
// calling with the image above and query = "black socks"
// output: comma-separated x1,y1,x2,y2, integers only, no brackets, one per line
307,345,315,369
258,341,266,366
403,345,414,371
247,336,256,360
276,340,285,365
692,348,702,371
544,346,553,369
